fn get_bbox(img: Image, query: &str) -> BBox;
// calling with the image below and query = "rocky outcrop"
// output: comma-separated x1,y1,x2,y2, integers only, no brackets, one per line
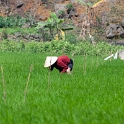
1,0,124,42
106,22,124,39
0,0,52,21
11,32,42,42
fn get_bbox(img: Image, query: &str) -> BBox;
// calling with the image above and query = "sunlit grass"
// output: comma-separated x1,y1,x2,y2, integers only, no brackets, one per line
0,27,37,34
0,51,124,124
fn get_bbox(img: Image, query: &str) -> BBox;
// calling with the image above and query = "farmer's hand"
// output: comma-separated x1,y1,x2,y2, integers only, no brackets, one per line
66,67,71,74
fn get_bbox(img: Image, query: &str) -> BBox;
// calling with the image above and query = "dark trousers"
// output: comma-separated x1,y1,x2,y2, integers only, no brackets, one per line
68,59,73,71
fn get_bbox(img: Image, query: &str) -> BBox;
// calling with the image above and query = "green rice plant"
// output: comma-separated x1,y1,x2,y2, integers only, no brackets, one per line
0,66,6,104
0,51,124,123
24,64,33,102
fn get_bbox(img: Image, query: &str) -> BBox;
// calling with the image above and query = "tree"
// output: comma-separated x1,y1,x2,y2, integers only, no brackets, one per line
36,12,64,41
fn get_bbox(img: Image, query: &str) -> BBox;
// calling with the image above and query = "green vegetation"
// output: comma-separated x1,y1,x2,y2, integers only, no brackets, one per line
0,10,124,123
36,12,64,41
58,10,65,16
0,51,124,124
0,27,37,34
66,3,74,11
0,15,28,28
0,40,124,57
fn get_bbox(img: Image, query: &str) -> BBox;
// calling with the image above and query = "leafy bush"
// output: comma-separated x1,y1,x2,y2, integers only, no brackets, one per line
36,12,64,41
0,40,25,52
0,15,29,28
1,29,8,39
0,40,124,57
0,16,5,28
66,3,74,11
65,33,77,44
58,10,65,18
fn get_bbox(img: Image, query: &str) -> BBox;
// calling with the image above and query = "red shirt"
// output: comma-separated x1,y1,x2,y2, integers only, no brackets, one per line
54,55,70,73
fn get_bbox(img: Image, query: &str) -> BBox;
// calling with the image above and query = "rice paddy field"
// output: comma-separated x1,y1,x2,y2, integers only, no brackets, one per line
0,51,124,124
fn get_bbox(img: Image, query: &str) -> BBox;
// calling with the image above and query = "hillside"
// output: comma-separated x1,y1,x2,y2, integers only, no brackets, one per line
0,0,124,42
0,0,123,22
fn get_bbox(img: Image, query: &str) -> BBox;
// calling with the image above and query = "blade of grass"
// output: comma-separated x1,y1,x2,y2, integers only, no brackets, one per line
24,64,33,102
1,65,6,105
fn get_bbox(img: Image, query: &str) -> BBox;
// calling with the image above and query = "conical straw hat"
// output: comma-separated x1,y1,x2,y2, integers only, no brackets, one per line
44,56,58,67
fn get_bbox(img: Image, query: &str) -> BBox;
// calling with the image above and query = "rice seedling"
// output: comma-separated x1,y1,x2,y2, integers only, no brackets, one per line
0,65,6,104
0,51,124,124
24,64,33,102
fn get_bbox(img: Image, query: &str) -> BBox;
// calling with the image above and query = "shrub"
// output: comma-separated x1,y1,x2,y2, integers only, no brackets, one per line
1,29,8,40
0,16,5,28
66,4,74,11
0,15,31,28
0,40,124,57
66,4,74,14
58,10,65,18
0,40,25,52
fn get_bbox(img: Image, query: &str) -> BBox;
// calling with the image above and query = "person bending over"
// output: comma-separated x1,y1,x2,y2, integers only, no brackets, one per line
44,55,73,74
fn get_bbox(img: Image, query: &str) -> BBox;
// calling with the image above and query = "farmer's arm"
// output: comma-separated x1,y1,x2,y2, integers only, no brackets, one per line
57,61,68,73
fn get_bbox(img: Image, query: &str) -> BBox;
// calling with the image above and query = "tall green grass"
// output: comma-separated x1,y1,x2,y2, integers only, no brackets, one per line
0,51,124,124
